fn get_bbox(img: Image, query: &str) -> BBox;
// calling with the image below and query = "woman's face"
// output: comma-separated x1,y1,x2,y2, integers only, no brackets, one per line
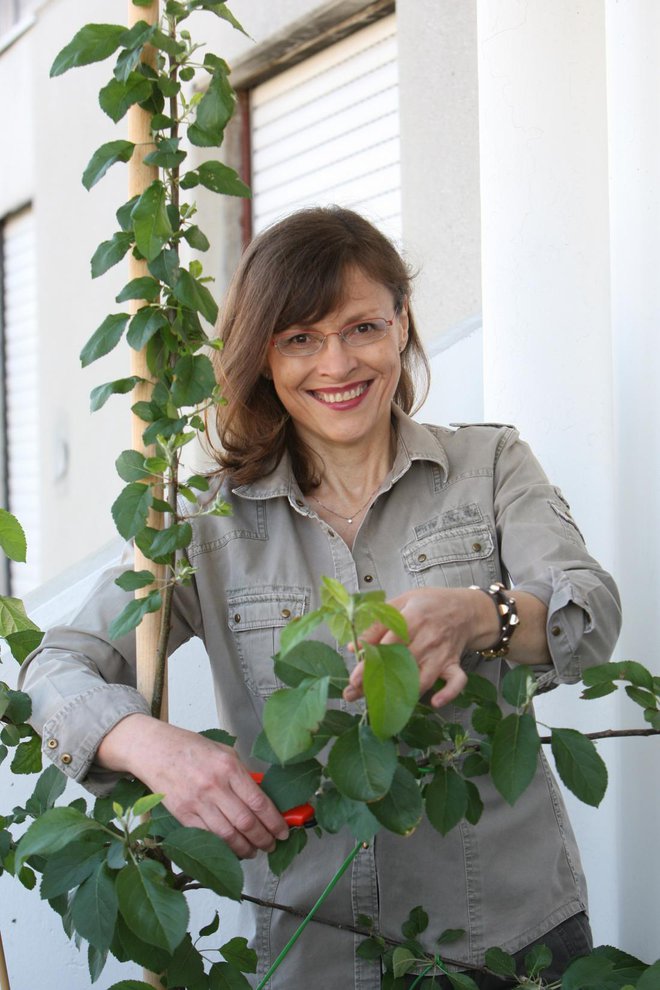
266,267,408,456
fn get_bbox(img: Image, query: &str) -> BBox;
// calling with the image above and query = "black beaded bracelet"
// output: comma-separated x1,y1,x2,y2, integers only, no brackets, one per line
469,582,520,659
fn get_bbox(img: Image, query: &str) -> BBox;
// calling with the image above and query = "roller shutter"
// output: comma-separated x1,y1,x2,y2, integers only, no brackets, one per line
250,14,401,242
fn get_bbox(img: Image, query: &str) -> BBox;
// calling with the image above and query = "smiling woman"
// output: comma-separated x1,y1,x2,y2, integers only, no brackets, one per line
21,206,622,988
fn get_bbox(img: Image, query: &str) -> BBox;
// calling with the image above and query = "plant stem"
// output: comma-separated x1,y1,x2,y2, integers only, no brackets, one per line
538,728,660,743
408,961,435,988
254,841,365,990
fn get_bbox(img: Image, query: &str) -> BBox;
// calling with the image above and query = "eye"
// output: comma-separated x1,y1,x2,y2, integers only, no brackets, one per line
279,332,315,351
345,320,386,340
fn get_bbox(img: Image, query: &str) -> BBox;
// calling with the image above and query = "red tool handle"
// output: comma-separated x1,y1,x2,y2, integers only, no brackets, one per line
251,772,315,827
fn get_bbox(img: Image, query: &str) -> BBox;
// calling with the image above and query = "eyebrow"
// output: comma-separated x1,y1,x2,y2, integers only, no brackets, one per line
277,313,383,334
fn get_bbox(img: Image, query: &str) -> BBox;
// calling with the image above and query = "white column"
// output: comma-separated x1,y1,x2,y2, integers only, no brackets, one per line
606,0,660,965
477,0,621,948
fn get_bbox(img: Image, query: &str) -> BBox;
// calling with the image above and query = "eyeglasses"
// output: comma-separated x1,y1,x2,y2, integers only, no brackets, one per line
271,317,395,357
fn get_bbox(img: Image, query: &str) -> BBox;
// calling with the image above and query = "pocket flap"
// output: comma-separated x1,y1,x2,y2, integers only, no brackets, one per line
403,525,494,572
227,587,307,631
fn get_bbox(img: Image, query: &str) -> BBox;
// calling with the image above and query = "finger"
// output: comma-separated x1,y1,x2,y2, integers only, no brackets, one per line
164,803,258,859
343,659,365,702
353,621,387,645
231,772,289,842
429,665,468,708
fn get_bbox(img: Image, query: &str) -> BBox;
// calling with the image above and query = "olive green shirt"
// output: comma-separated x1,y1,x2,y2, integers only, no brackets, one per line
20,409,621,986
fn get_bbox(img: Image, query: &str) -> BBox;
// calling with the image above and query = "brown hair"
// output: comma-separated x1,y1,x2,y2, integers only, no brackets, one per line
211,206,430,490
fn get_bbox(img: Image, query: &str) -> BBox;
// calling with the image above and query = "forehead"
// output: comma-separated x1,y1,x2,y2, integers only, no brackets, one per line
293,267,394,328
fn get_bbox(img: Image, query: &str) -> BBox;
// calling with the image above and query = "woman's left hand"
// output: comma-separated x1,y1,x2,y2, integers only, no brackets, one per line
342,587,497,708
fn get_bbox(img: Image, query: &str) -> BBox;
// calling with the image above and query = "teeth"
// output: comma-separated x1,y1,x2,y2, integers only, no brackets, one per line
314,383,368,404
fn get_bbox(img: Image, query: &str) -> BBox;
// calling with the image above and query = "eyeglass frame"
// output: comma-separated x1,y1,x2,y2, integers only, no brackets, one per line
270,316,396,358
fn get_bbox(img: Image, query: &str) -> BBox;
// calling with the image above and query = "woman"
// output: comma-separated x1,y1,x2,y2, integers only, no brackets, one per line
21,207,621,988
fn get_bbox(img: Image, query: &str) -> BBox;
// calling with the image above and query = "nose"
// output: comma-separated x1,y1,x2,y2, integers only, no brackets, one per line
315,332,359,377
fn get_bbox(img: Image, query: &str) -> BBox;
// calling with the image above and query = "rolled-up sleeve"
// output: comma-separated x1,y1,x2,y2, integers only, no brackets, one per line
18,559,202,795
493,429,621,683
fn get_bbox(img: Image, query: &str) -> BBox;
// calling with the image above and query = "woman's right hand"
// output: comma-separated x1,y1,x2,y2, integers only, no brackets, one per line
96,713,289,859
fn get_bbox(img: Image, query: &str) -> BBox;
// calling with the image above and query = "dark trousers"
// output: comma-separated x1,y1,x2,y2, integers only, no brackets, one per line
403,912,593,989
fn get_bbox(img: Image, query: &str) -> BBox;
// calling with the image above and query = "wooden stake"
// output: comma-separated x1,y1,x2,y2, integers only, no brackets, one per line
127,3,166,986
126,0,167,719
0,930,11,990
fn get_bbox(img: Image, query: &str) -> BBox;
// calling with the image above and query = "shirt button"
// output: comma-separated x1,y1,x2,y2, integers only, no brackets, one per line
551,625,561,636
327,529,336,537
234,613,241,623
364,574,374,583
472,542,482,552
61,753,72,765
46,738,58,750
281,608,291,619
417,553,427,563
295,498,304,507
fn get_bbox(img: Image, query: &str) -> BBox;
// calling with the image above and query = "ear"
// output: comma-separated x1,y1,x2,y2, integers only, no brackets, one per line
397,298,409,352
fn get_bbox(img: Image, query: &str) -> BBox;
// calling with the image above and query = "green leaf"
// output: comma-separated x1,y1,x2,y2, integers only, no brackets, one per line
550,728,608,807
197,3,249,37
5,628,43,663
143,137,186,169
263,679,329,764
15,806,105,873
581,663,619,686
187,69,235,147
357,936,386,960
132,181,173,261
261,759,321,811
183,226,210,251
208,962,252,990
399,713,447,750
278,609,327,657
580,681,618,701
115,569,155,592
363,643,419,739
370,764,423,835
116,859,188,952
644,708,660,730
99,72,153,123
358,601,408,642
0,597,41,639
437,928,465,945
491,713,540,805
116,276,161,303
106,980,162,989
116,195,140,232
327,724,397,802
111,482,153,540
82,140,135,191
91,231,134,278
148,247,181,287
524,943,552,977
464,779,484,825
401,906,429,940
274,640,348,694
484,946,516,977
11,733,42,774
0,509,26,562
70,863,118,950
144,522,193,558
199,727,236,747
108,590,162,639
90,376,142,412
625,685,658,709
196,161,251,197
615,660,655,691
50,23,126,76
171,353,217,406
173,269,219,325
163,826,243,901
115,449,150,482
392,946,418,979
220,936,257,974
131,793,164,817
267,827,308,877
447,974,480,990
637,961,660,990
40,836,107,899
471,702,502,736
25,764,67,817
166,933,207,988
315,788,380,842
501,665,535,708
80,312,130,367
199,912,220,938
88,943,108,984
425,766,468,835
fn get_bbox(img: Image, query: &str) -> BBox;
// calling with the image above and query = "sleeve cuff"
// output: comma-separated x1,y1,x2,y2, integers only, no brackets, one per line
41,683,151,796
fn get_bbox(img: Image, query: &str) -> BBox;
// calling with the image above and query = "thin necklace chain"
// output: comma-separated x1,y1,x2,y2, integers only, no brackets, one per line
311,482,381,524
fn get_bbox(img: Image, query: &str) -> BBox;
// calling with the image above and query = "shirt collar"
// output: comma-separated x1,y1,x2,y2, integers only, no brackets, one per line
232,405,449,502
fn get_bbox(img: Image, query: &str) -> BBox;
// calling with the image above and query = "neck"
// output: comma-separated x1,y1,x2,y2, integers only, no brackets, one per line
310,422,395,505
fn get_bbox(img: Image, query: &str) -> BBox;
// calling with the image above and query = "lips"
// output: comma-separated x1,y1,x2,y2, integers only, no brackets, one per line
310,382,370,404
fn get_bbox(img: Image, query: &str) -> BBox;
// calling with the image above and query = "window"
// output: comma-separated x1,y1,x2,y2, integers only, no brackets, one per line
249,14,401,242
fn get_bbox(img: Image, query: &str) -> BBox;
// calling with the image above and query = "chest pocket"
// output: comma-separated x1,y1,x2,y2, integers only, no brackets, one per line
402,524,498,588
227,586,308,697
